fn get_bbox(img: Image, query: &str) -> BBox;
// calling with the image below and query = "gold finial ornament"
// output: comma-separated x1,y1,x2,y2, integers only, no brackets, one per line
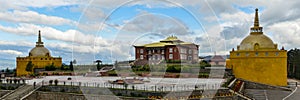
36,30,44,47
254,8,259,27
250,8,263,34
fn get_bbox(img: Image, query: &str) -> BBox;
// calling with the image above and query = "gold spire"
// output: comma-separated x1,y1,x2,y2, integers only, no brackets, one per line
254,8,259,27
38,30,42,43
36,30,44,47
250,8,263,35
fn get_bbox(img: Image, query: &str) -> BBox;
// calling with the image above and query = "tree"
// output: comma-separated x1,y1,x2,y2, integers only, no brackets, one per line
5,68,10,73
288,48,300,78
12,69,16,77
26,61,34,72
69,61,74,71
114,60,119,70
61,63,67,70
45,63,56,71
95,60,102,71
200,60,211,69
54,79,58,86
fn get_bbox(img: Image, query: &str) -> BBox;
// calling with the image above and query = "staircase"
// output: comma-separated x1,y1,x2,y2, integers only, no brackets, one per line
1,85,41,100
245,89,267,100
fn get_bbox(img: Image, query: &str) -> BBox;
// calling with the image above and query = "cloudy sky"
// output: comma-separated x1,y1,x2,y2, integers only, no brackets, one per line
1,0,299,69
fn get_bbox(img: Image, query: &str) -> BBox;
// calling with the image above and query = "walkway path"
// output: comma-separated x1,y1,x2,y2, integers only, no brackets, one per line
1,85,34,100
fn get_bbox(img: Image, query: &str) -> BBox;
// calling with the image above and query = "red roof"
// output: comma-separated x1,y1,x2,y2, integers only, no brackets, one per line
210,55,225,62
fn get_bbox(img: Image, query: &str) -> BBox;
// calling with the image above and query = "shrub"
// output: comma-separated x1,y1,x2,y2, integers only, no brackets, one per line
49,80,53,85
130,93,136,97
116,93,122,96
54,79,58,86
166,65,181,73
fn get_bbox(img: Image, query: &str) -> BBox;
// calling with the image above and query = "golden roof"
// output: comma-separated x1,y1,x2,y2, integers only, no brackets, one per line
143,42,175,47
238,8,277,51
160,35,181,42
134,36,195,47
30,47,50,57
239,34,276,50
29,31,51,57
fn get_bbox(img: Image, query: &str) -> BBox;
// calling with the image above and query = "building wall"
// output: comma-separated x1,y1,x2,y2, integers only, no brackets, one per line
16,57,62,76
228,50,287,86
135,45,198,62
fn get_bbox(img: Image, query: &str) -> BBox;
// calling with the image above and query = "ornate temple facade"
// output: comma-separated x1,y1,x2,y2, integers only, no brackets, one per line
226,9,287,86
16,31,62,76
134,36,199,63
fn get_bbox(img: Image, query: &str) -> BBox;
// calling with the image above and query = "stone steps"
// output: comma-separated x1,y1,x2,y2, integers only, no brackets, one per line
245,89,267,100
2,85,35,100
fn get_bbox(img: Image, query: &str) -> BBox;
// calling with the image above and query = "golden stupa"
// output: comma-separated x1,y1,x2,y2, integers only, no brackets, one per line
226,8,287,86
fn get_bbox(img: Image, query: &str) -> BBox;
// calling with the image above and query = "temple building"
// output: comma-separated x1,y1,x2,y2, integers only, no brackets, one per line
226,9,287,86
16,31,62,76
133,36,199,64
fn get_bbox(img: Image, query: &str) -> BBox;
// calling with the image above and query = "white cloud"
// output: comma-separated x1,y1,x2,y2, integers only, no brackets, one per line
119,11,191,36
0,10,76,26
266,18,300,49
0,0,83,11
0,23,109,46
0,40,33,47
0,50,23,56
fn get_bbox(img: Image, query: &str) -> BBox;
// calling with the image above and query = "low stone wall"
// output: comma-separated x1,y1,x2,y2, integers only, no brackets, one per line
242,79,292,91
26,91,99,100
0,90,11,97
0,83,23,90
35,85,235,99
26,91,236,100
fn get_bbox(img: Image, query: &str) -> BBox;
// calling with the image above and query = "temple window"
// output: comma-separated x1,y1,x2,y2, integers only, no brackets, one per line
246,52,249,56
254,43,259,50
275,52,279,56
140,55,144,59
180,48,186,54
169,54,173,59
140,49,143,54
255,52,259,56
265,52,268,56
188,56,192,60
188,49,192,54
169,48,173,53
236,53,240,56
